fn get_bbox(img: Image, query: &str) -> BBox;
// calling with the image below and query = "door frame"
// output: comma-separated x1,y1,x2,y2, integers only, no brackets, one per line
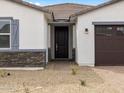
51,25,73,60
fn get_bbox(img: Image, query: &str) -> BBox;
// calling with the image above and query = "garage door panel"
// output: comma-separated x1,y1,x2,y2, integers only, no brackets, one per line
96,51,124,65
96,37,114,50
113,38,124,50
95,25,124,66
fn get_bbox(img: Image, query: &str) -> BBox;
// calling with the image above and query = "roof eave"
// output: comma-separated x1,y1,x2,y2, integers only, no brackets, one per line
8,0,51,14
70,0,123,18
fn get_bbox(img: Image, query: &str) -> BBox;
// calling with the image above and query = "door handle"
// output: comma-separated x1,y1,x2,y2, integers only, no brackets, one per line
56,43,58,51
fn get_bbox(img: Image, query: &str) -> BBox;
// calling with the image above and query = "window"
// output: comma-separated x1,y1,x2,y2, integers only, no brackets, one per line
96,26,106,36
106,26,113,36
0,20,11,49
116,26,124,36
96,25,113,36
96,25,124,37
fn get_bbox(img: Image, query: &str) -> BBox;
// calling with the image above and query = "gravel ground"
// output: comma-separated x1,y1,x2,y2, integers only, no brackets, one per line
93,66,124,93
0,63,123,93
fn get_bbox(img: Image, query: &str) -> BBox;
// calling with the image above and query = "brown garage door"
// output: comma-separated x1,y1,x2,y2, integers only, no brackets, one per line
95,25,124,66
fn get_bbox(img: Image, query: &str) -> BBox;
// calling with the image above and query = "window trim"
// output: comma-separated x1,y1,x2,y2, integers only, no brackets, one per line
0,20,11,50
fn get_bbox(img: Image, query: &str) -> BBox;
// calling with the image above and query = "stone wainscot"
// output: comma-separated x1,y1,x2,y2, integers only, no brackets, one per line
0,50,46,67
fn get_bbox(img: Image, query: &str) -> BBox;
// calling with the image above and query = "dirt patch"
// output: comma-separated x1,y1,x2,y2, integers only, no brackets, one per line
1,63,123,93
93,66,124,93
0,64,103,93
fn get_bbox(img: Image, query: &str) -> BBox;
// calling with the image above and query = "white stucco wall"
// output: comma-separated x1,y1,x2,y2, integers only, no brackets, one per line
43,15,48,62
76,1,124,66
0,0,47,49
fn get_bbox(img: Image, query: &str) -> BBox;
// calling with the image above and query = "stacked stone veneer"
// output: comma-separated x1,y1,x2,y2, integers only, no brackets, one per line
0,52,46,67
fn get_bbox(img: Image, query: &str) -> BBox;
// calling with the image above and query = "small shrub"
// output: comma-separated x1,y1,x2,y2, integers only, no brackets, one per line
71,65,79,75
71,68,77,75
23,83,30,93
0,70,10,78
80,80,86,86
71,64,79,75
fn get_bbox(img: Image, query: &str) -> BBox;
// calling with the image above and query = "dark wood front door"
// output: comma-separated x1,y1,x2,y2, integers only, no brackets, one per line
55,26,69,58
95,25,124,66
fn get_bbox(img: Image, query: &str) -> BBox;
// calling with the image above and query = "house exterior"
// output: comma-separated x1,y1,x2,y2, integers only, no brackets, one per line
0,0,124,67
44,3,93,62
72,0,124,66
0,0,50,67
